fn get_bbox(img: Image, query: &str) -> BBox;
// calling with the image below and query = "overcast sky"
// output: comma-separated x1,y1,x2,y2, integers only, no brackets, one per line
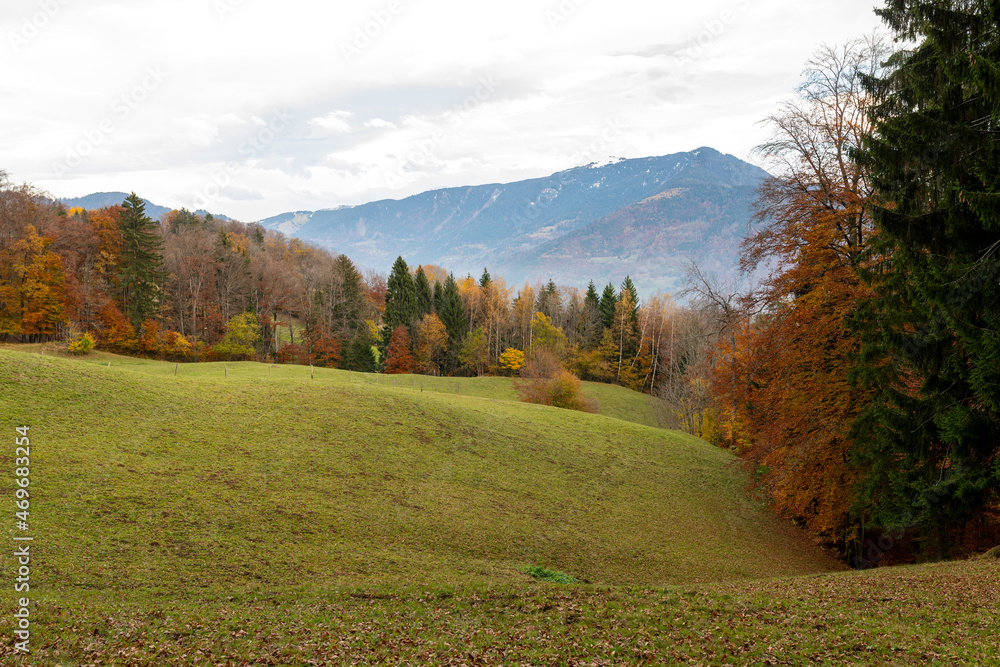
2,0,885,221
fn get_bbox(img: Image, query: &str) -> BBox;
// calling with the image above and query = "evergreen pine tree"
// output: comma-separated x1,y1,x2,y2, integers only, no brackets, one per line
852,0,1000,558
117,193,167,328
582,280,603,349
479,267,491,289
384,256,417,332
620,275,639,324
432,280,443,314
599,282,618,330
332,254,365,338
414,266,433,318
438,272,468,345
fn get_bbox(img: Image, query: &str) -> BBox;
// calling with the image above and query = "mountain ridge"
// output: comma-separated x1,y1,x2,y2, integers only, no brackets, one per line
58,148,769,294
259,147,768,293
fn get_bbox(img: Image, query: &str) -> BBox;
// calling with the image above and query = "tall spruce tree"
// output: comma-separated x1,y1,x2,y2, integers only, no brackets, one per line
620,275,639,324
384,256,417,332
414,266,433,318
432,279,443,314
117,193,166,328
438,272,467,344
582,280,603,349
852,0,1000,558
599,282,618,330
332,254,365,338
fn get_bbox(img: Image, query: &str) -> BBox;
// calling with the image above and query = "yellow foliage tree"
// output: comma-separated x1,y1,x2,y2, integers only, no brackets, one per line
498,347,525,375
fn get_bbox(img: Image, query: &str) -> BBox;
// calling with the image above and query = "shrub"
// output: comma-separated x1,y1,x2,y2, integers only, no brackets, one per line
515,349,597,413
548,371,595,412
67,332,95,355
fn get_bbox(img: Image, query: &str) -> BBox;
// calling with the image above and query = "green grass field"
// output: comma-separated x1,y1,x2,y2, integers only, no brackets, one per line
2,347,997,665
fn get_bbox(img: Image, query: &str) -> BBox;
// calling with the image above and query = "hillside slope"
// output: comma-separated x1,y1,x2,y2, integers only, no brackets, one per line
1,349,839,594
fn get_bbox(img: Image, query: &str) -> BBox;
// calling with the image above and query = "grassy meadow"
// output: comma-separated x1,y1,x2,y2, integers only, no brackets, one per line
1,346,997,665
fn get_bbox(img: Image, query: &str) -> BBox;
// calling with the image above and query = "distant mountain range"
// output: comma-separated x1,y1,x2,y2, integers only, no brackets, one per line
57,192,229,223
260,147,768,295
60,148,769,296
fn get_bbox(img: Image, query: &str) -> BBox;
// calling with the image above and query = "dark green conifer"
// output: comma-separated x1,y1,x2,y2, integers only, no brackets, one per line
851,0,1000,558
117,192,167,328
414,266,433,318
384,256,417,332
599,282,618,330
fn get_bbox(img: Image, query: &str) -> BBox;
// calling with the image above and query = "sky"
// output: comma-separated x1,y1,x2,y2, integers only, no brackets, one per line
2,0,886,222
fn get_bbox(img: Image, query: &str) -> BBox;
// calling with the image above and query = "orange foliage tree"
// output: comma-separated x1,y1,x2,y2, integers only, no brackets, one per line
0,225,68,340
710,37,887,546
384,325,415,374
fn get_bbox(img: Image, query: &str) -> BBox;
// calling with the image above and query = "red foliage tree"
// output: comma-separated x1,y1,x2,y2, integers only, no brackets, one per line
307,326,342,368
384,325,415,374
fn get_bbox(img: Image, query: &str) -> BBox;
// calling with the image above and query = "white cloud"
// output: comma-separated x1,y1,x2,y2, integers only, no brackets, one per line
0,0,888,220
364,118,397,129
309,110,353,134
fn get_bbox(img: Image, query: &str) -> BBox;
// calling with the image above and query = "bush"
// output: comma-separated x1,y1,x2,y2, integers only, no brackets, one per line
67,332,95,355
515,349,597,413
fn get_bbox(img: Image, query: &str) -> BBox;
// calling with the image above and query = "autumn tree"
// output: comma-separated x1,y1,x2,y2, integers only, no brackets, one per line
498,347,525,375
710,36,887,547
0,225,68,340
214,311,262,361
459,326,489,376
413,313,448,374
529,312,567,360
307,326,342,368
384,325,416,374
612,288,639,383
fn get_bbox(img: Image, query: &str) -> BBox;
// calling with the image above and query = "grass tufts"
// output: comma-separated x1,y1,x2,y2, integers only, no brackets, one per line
522,565,577,584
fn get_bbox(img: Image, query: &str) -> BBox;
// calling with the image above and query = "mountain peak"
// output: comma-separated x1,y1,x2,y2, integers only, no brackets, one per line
256,148,768,294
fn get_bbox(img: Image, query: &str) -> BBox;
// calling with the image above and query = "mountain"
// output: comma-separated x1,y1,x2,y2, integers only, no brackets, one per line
260,148,768,295
57,192,229,222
